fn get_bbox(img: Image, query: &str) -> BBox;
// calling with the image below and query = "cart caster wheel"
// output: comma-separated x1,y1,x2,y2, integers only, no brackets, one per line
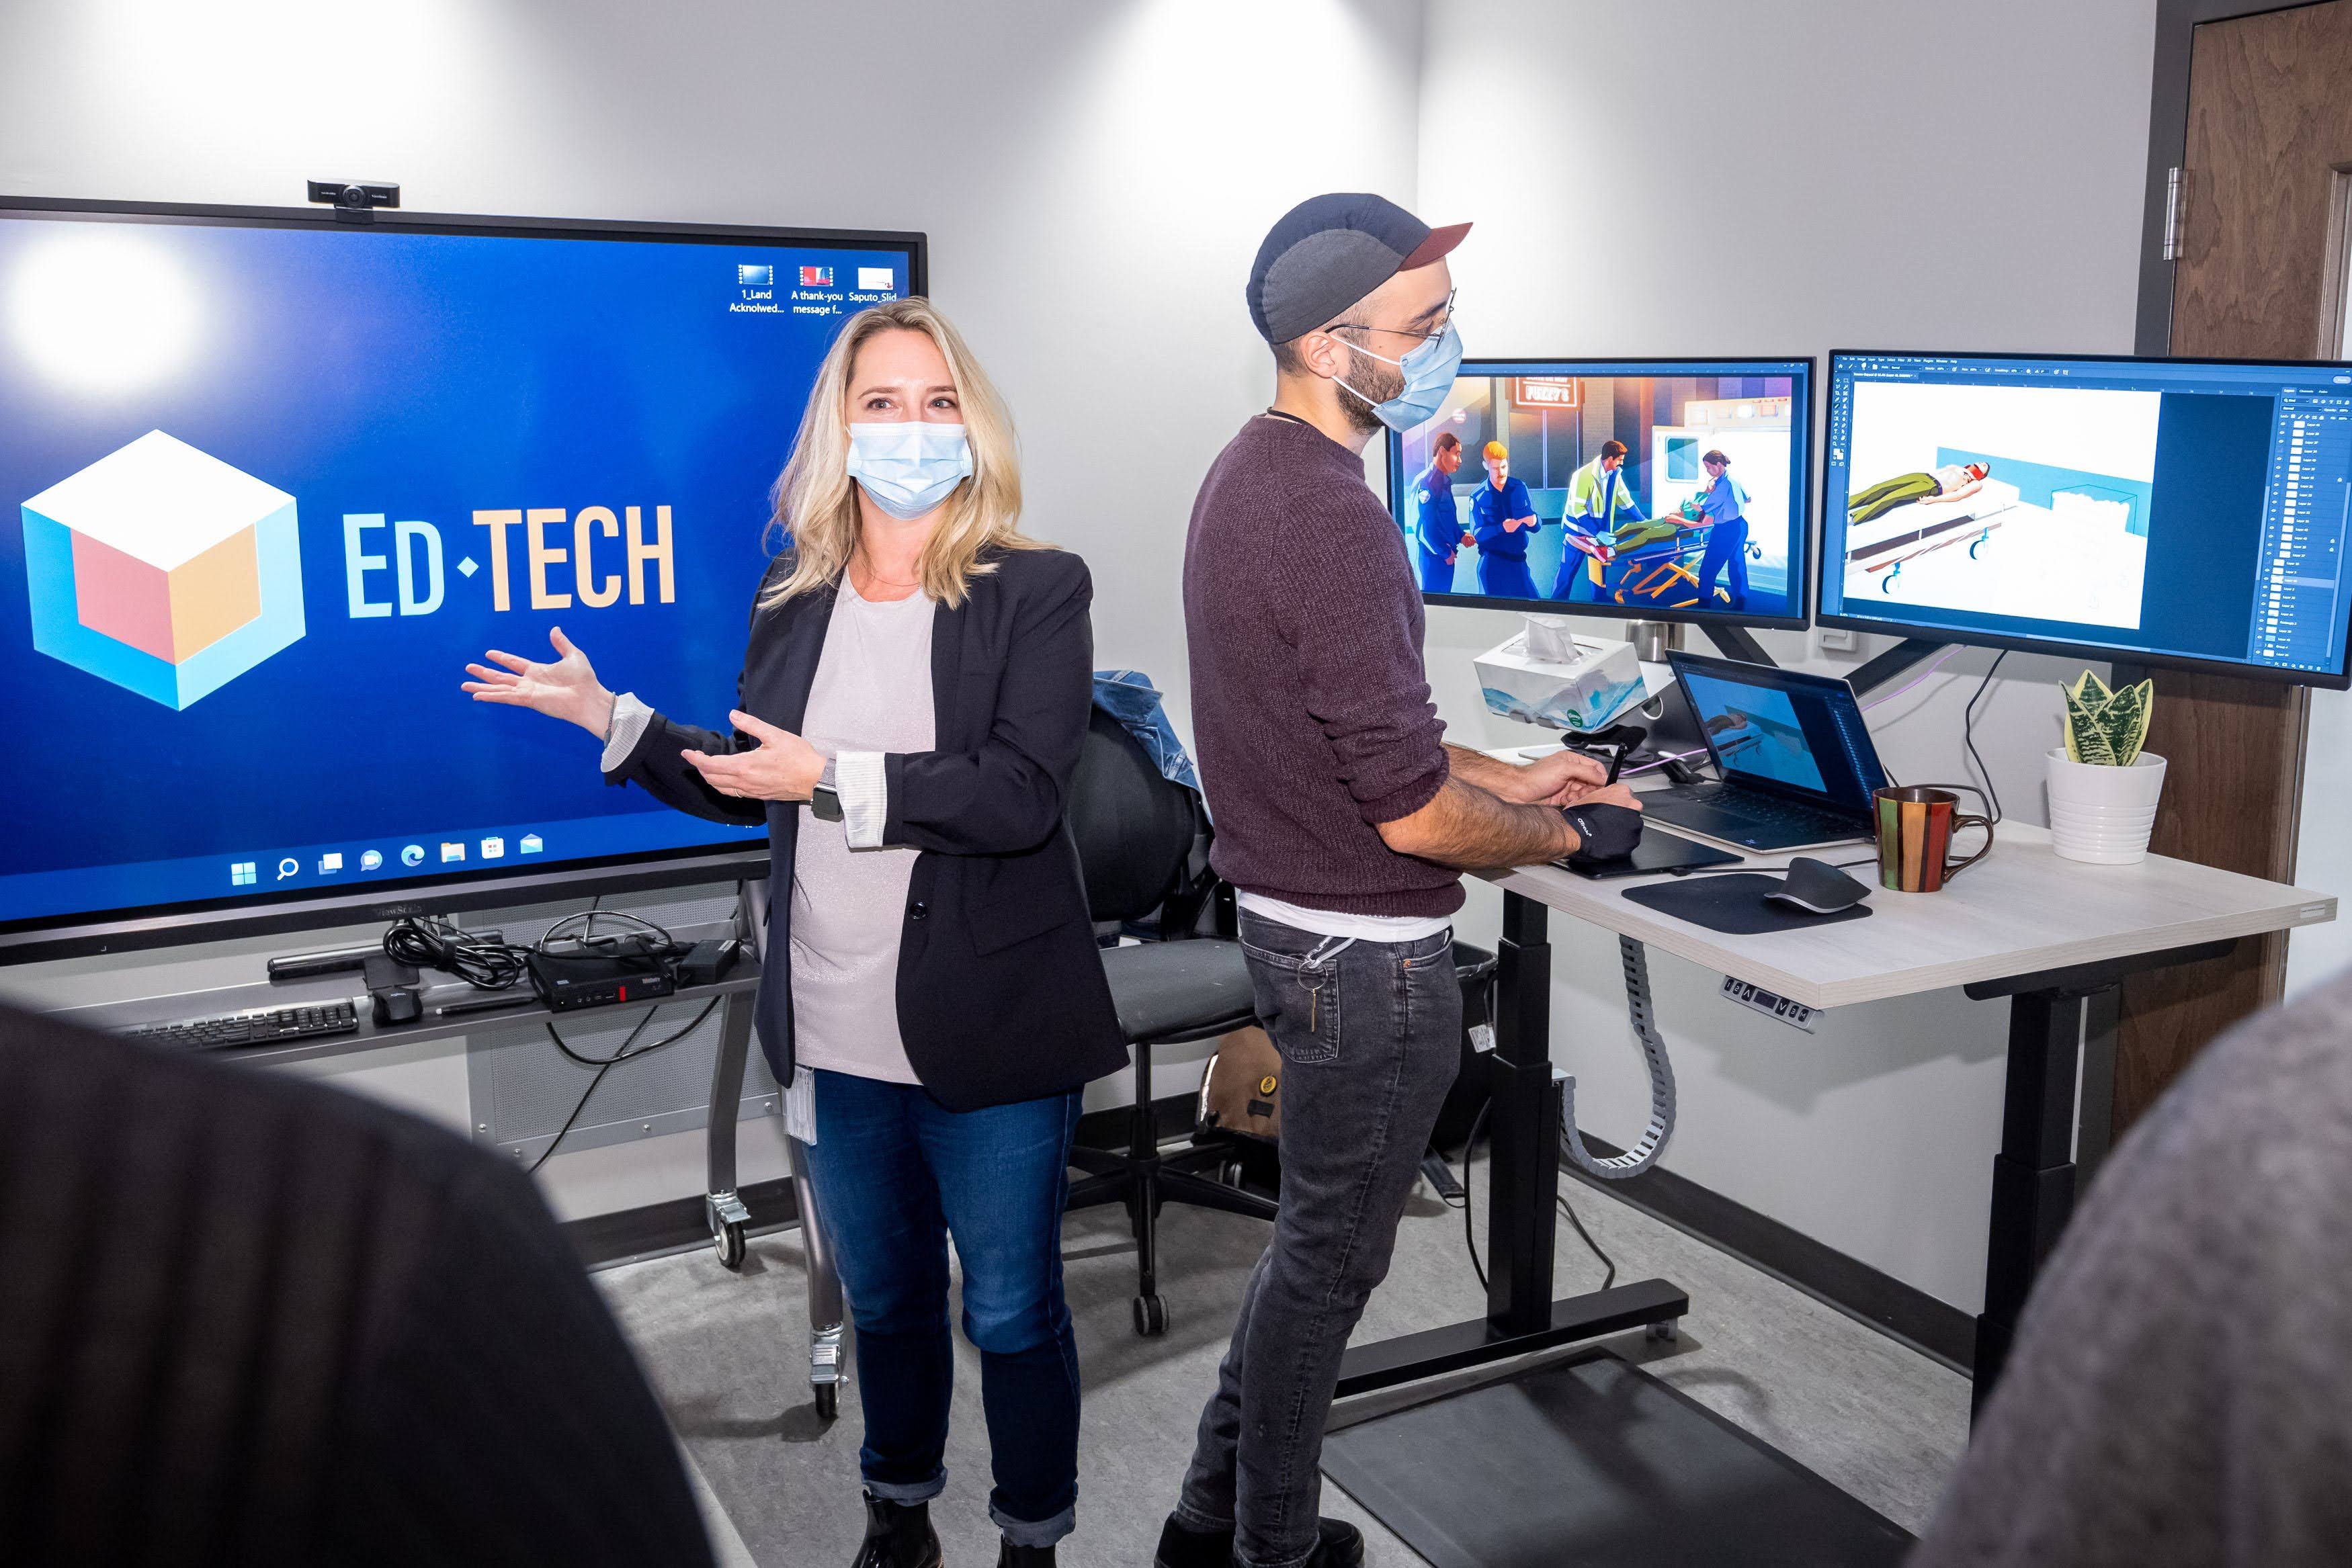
713,1219,746,1271
813,1383,839,1421
1133,1293,1169,1337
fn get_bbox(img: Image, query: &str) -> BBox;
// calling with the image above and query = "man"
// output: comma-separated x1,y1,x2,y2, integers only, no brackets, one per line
1553,438,1645,601
1409,430,1470,593
1910,967,2352,1567
1691,447,1752,611
1468,439,1542,600
1848,460,1990,527
1164,191,1644,1568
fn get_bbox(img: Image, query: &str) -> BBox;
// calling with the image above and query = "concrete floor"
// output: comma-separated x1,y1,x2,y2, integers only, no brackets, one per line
599,1164,1970,1565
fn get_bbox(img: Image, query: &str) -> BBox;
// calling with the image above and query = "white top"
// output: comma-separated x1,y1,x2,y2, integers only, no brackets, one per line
787,577,936,1083
1486,817,2336,1010
24,430,295,562
1236,889,1453,944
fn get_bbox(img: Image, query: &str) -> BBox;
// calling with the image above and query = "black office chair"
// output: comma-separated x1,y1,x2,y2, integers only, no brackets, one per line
1065,706,1277,1337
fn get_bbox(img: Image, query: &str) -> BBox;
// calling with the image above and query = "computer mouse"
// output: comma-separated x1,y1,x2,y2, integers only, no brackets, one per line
1765,857,1872,916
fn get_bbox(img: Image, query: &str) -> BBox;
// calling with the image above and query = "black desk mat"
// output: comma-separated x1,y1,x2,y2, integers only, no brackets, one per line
1320,1350,1912,1567
1622,873,1874,935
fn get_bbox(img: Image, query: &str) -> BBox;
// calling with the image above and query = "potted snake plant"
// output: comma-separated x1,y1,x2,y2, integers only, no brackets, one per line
2046,670,2164,864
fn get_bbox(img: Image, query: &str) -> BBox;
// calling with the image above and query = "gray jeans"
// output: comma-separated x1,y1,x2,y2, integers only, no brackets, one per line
1175,910,1462,1568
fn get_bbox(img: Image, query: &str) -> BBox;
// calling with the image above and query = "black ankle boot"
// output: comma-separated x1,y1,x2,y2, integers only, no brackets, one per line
1153,1512,1365,1568
850,1493,940,1568
996,1536,1055,1566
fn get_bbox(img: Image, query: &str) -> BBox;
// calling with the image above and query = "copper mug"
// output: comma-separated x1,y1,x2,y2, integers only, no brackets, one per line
1874,785,1993,892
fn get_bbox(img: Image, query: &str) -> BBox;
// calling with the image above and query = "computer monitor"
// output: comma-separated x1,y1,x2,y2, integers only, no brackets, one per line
0,196,925,961
1384,357,1814,629
1820,350,2352,687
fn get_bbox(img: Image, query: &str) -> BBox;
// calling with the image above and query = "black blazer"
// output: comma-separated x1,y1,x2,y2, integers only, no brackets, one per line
604,546,1128,1112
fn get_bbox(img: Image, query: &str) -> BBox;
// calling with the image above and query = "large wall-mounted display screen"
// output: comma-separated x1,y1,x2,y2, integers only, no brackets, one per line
1385,357,1814,629
0,199,923,953
1822,350,2352,685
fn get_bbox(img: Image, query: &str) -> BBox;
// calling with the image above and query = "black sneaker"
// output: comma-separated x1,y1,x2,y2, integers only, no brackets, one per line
997,1537,1055,1567
1152,1513,1364,1567
850,1493,941,1568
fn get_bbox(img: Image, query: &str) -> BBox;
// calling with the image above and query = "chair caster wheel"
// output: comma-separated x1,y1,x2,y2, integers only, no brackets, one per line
1133,1293,1169,1337
713,1219,746,1271
814,1383,839,1420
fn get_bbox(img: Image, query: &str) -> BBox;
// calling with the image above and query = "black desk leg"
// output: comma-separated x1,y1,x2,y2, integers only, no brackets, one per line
1333,891,1687,1401
1973,982,2113,1416
1488,889,1564,1330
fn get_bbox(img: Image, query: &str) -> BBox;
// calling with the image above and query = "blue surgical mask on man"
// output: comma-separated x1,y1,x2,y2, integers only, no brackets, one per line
1335,319,1465,431
845,421,974,519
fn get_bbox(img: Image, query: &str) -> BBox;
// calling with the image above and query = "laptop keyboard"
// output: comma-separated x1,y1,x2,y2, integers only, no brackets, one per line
1656,783,1866,840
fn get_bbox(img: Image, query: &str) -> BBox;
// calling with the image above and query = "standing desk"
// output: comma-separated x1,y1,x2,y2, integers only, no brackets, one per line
1335,823,2337,1413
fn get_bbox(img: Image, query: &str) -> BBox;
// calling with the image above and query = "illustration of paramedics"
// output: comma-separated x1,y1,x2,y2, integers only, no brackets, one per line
1847,461,1990,526
1552,439,1645,601
1692,448,1754,611
1469,439,1542,599
1411,430,1471,593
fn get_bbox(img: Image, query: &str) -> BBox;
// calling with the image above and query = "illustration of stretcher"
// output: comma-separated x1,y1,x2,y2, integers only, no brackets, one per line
1562,520,1757,610
1844,480,2022,593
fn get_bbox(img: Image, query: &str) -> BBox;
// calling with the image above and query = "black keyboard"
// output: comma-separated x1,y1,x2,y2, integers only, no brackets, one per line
128,999,360,1051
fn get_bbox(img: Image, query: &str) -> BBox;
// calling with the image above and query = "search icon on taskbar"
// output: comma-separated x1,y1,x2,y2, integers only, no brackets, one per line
276,858,299,880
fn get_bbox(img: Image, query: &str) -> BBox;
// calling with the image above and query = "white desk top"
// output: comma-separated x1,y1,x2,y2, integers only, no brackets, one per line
1484,822,2337,1010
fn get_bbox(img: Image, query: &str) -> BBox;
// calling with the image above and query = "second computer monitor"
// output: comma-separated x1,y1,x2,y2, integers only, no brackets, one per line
1387,357,1814,629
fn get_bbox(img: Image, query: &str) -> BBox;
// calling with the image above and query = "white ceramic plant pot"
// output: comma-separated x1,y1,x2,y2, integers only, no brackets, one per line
2046,748,2166,864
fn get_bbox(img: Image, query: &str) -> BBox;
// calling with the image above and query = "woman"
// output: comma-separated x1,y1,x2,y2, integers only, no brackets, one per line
462,297,1126,1568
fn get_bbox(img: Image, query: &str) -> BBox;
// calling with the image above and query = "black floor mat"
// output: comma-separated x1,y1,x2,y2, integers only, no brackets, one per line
1320,1350,1913,1568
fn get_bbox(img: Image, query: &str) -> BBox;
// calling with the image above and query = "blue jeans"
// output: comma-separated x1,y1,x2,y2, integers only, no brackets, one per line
1175,914,1461,1568
802,1069,1085,1547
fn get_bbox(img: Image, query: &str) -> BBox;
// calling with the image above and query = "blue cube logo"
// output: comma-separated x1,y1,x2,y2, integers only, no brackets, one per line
22,431,306,709
738,264,773,286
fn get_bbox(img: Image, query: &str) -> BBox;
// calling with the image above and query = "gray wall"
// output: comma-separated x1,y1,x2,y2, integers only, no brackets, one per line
0,0,1428,1215
1419,0,2162,1309
0,0,2210,1311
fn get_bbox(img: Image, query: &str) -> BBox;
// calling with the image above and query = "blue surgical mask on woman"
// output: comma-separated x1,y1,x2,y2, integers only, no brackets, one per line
1334,319,1465,431
845,421,974,519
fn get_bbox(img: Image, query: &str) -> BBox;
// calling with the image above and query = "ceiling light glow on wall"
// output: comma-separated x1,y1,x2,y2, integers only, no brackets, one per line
9,231,202,396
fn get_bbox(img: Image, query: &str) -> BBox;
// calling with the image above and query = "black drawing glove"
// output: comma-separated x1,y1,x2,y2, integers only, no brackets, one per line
1561,801,1644,861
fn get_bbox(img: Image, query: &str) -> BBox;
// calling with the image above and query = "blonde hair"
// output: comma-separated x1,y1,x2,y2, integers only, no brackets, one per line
762,296,1041,609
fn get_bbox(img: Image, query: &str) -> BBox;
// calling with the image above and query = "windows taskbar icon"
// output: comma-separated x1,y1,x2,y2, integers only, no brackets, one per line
230,832,550,887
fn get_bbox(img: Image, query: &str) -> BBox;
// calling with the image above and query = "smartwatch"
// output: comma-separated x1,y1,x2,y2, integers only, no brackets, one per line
810,754,843,821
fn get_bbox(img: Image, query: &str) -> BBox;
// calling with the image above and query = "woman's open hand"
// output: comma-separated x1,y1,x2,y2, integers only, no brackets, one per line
463,626,615,736
682,711,826,802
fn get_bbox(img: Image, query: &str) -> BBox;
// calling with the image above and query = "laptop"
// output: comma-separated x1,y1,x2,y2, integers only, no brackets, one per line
1636,651,1889,853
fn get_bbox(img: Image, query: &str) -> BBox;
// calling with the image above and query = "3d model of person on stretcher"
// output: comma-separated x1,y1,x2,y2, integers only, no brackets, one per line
1558,447,1755,611
1847,460,1991,526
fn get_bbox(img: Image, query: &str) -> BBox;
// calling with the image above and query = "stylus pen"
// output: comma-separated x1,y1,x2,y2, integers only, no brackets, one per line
436,993,540,1018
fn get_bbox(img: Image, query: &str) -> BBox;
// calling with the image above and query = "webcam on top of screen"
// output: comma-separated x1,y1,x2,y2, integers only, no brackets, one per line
306,179,401,222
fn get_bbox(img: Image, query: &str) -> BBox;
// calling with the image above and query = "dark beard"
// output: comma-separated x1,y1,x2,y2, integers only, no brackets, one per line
1335,343,1404,435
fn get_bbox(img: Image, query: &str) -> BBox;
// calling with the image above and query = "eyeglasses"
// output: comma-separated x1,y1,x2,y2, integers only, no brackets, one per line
1327,290,1456,347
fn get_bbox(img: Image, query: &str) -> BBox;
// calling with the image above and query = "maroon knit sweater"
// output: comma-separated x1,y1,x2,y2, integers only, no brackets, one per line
1183,414,1460,918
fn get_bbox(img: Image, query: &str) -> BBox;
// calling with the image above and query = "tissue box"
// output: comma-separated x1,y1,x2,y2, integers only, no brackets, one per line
1475,621,1645,732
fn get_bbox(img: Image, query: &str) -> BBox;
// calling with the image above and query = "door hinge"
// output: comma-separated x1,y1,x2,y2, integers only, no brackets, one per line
2161,166,2189,261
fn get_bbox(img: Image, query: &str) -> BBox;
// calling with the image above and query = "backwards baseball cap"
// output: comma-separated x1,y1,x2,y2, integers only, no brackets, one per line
1247,192,1470,345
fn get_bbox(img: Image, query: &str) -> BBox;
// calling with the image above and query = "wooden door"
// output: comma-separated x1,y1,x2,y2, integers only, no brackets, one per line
2116,0,2352,1129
